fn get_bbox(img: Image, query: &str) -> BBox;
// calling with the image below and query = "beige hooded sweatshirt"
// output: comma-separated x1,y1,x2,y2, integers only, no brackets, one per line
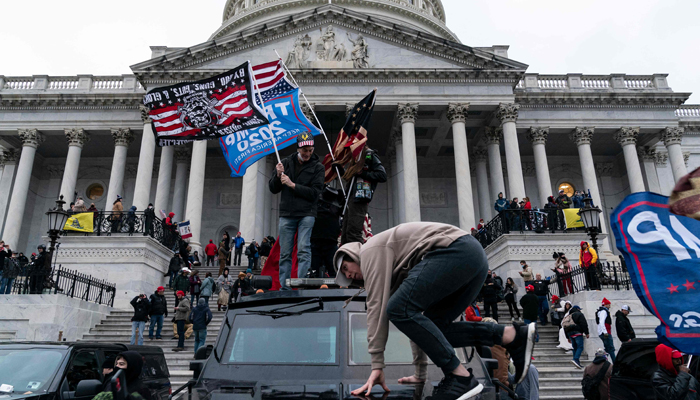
333,222,468,376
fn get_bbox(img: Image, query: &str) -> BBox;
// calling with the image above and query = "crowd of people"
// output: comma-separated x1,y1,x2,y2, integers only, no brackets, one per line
0,240,49,295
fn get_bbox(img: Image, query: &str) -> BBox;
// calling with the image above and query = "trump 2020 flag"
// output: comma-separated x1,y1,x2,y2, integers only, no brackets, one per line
611,192,700,355
178,220,192,239
219,88,322,177
144,61,269,147
64,213,94,233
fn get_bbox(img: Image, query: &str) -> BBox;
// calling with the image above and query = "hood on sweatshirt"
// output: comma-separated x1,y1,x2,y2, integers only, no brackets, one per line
655,344,680,376
333,242,362,287
580,241,590,249
169,212,175,218
117,350,144,383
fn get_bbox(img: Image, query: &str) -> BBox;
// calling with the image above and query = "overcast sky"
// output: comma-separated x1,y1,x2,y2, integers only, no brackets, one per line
1,0,698,102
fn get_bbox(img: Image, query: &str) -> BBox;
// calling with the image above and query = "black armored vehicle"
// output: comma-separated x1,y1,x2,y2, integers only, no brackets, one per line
185,289,502,400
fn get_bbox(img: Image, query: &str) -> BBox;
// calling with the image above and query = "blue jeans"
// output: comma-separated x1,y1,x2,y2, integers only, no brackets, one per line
148,314,164,339
168,271,176,288
131,321,146,345
537,296,549,324
571,335,584,363
278,216,315,290
599,334,616,362
194,329,207,354
191,294,199,305
0,277,14,294
386,235,504,373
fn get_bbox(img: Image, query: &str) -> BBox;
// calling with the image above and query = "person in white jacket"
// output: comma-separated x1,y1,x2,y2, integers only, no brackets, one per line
557,301,573,351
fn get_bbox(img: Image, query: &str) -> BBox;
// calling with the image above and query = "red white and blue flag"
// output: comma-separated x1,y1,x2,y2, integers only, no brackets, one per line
611,192,700,355
144,61,270,146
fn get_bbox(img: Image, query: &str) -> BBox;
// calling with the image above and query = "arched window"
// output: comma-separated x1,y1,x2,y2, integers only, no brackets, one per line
558,182,575,197
86,183,104,200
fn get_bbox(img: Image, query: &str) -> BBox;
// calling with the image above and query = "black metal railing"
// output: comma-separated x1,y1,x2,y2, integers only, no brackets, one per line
475,209,586,248
7,264,116,306
61,211,180,249
546,261,631,298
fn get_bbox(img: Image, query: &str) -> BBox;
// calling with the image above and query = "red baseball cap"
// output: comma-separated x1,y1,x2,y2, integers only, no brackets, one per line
157,286,165,291
672,350,684,359
176,290,185,297
526,285,535,292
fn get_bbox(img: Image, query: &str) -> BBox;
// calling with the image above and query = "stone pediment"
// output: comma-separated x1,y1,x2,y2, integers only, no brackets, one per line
130,5,527,86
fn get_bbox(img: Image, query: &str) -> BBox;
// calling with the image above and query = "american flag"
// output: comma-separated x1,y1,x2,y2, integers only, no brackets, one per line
253,60,296,103
323,89,377,183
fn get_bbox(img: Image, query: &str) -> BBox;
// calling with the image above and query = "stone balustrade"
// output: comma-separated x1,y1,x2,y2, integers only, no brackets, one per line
0,74,144,92
676,105,700,118
516,73,666,90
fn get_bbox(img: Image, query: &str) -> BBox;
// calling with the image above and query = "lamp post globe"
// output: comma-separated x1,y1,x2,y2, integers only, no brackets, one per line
45,195,70,268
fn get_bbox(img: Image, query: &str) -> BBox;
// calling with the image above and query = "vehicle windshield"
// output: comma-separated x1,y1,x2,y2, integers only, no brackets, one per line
0,348,67,394
349,313,466,365
224,312,339,364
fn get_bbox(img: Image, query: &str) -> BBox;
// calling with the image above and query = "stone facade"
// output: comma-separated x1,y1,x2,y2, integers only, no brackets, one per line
0,0,699,263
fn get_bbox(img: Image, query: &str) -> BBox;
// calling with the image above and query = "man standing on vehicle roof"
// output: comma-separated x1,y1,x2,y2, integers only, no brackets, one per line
333,222,536,400
270,133,324,290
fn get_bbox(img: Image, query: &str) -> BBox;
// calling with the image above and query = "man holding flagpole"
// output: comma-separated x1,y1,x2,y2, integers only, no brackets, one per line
269,133,324,290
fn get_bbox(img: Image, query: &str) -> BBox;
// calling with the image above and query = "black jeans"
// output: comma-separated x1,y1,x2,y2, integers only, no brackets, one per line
341,200,368,245
387,235,505,374
505,294,520,319
206,255,214,267
483,301,499,322
234,248,243,266
584,266,600,290
176,320,185,349
310,239,337,278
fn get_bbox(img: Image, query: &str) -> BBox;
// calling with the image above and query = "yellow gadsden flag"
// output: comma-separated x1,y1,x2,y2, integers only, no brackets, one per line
64,212,94,232
563,208,585,229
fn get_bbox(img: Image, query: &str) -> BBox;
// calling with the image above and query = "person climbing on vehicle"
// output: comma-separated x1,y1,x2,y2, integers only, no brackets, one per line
333,222,536,400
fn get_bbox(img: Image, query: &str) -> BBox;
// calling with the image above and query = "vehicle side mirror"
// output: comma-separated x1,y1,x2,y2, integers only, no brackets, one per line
74,380,103,398
252,275,272,290
190,361,204,380
194,345,212,360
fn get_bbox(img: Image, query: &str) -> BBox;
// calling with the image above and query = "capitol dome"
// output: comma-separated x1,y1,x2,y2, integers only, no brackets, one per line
210,0,458,42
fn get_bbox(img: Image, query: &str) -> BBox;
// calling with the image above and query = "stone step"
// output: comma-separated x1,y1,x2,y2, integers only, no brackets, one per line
539,377,583,387
539,385,583,397
536,368,587,378
539,395,583,400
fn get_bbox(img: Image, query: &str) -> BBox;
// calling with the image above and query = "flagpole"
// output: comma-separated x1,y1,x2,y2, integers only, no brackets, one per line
250,62,281,164
342,176,356,217
274,50,347,198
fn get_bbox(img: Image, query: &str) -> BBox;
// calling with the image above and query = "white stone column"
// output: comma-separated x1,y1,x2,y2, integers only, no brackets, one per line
3,129,44,247
484,127,506,200
447,103,475,230
153,146,174,213
527,127,553,206
397,103,421,223
59,128,90,203
662,127,688,182
472,147,491,221
185,140,207,252
638,147,662,194
105,129,134,207
132,105,157,210
613,127,645,193
171,147,190,219
570,127,606,230
392,132,406,224
497,103,526,200
0,149,19,234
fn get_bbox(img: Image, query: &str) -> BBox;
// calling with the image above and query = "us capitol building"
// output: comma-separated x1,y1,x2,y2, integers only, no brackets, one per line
1,0,699,264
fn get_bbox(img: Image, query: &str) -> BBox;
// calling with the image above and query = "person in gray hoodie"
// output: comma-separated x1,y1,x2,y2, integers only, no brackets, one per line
199,272,215,306
333,222,536,400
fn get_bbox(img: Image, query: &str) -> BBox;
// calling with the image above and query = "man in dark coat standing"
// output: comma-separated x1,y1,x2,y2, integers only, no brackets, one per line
615,304,636,343
340,147,386,244
269,133,324,289
130,294,150,345
148,286,168,340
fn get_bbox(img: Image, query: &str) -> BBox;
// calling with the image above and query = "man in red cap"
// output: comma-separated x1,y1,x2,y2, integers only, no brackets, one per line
173,290,190,352
148,286,168,340
204,239,217,268
596,297,616,362
520,285,539,326
652,344,698,399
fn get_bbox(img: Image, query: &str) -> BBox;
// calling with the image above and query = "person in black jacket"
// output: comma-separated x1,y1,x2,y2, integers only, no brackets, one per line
340,147,387,245
113,351,153,400
144,203,156,237
189,298,213,355
269,133,324,290
564,305,589,369
481,272,502,322
311,186,342,278
532,274,551,325
519,285,539,324
129,294,150,346
165,253,182,288
148,286,167,340
29,244,48,294
259,237,272,270
615,304,636,343
652,344,699,400
246,241,259,270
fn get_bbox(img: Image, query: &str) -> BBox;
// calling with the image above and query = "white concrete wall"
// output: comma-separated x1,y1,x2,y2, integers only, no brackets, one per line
0,294,112,342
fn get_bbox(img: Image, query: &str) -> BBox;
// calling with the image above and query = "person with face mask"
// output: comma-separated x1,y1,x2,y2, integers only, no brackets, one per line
652,344,699,400
110,351,153,400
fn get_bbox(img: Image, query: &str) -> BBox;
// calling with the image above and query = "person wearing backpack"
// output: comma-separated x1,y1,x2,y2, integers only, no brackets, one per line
565,305,589,369
581,348,612,400
199,272,215,307
596,298,616,363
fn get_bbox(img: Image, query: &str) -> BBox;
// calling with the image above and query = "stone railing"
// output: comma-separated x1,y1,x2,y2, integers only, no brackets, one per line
676,105,700,118
516,73,668,91
0,75,145,93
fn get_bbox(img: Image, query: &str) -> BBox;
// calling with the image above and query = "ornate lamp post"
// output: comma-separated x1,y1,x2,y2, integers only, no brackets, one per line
578,196,602,252
45,195,70,269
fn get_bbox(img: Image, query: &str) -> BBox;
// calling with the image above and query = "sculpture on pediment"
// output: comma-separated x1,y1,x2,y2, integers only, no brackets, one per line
316,25,336,61
347,33,369,69
331,43,347,62
286,34,312,68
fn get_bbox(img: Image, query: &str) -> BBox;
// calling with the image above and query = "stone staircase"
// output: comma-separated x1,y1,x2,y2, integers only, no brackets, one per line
477,302,587,400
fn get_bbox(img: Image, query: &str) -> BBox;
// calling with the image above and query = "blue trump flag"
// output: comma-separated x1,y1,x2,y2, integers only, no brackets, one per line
219,88,322,177
611,192,700,355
